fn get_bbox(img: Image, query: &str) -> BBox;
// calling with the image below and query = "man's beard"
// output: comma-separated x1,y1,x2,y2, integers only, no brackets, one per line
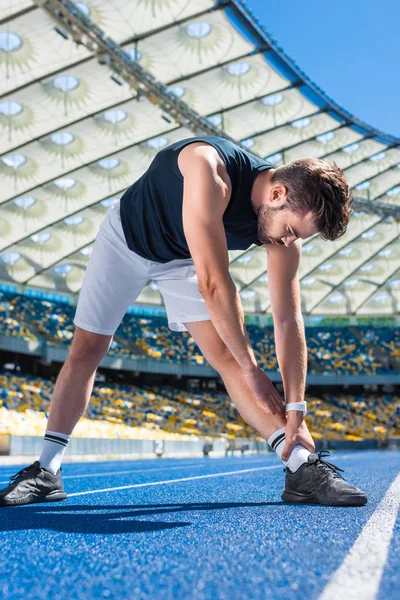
257,205,277,244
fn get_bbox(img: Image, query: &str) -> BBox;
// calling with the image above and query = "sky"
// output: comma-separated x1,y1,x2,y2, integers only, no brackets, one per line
245,0,400,138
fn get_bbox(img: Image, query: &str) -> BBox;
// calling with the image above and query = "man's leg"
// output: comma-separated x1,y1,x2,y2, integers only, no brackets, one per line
37,326,113,474
0,198,152,506
46,326,113,434
0,326,113,507
42,197,149,469
184,321,286,439
183,319,368,506
183,319,312,472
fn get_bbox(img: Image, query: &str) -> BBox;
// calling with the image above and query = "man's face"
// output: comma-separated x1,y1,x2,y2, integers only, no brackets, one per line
257,204,319,247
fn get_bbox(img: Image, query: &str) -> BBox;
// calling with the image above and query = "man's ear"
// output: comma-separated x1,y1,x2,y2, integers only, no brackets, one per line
271,184,287,204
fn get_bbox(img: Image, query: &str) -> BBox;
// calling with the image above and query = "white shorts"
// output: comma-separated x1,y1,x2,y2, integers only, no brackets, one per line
73,200,211,334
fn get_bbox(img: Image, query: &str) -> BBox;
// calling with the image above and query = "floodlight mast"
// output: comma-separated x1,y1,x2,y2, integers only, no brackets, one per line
35,0,399,220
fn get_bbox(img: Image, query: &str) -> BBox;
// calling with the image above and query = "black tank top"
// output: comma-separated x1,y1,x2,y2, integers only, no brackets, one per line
120,136,274,263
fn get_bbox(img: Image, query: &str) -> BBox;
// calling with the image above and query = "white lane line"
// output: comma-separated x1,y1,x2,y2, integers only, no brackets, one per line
62,462,205,480
318,473,400,600
68,464,283,497
0,457,273,485
0,462,204,484
0,453,359,485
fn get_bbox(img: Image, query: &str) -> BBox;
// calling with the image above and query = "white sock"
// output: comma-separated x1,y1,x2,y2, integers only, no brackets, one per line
267,427,311,473
39,430,71,475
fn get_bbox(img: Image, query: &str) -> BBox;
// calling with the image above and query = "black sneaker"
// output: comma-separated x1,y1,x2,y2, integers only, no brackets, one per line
281,450,368,506
0,461,67,507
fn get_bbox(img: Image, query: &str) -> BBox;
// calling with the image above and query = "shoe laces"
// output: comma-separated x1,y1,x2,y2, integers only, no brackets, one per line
313,450,345,480
9,462,40,485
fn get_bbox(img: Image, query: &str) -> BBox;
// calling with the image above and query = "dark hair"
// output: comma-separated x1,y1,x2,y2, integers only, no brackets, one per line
270,158,353,241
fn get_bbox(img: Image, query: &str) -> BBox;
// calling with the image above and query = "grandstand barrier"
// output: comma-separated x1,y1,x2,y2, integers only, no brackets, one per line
0,435,270,459
387,438,400,450
0,335,42,357
319,438,400,450
2,335,400,384
317,439,379,450
46,345,217,376
0,335,217,377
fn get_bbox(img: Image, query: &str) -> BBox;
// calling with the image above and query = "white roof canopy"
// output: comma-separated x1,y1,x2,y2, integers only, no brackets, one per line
0,0,399,315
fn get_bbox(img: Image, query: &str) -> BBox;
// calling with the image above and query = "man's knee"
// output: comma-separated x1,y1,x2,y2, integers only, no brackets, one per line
68,326,113,363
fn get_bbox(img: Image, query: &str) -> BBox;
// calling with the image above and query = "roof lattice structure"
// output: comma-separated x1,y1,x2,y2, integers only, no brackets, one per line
0,0,399,315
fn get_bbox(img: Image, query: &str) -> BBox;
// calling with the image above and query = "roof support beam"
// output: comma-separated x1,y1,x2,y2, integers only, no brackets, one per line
0,5,36,26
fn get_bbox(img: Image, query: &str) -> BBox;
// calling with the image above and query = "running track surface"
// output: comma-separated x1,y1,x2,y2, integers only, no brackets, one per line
0,450,398,600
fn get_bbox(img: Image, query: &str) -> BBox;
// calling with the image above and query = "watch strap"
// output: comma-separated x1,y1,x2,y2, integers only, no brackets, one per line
285,401,307,416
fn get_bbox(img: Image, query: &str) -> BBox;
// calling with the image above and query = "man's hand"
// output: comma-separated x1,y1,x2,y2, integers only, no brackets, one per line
244,366,286,418
281,411,315,461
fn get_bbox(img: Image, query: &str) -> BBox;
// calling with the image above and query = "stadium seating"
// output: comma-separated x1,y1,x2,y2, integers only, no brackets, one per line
0,371,254,440
305,326,396,375
0,296,38,342
0,371,398,442
0,291,399,375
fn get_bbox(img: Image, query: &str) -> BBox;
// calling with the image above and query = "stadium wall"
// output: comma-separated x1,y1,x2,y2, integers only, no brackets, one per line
0,435,397,461
0,436,262,459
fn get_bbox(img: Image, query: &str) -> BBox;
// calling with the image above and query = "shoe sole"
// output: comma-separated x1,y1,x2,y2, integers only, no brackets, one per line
0,490,67,507
282,491,368,506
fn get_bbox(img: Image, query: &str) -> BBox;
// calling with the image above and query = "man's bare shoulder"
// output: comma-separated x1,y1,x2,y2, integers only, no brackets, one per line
177,142,229,182
178,141,223,162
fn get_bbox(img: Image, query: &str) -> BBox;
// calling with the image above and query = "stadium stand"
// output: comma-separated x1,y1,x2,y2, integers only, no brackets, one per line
1,291,398,375
0,371,398,443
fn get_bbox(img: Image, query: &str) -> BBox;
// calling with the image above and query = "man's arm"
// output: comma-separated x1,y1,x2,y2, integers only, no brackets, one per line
178,143,257,374
266,240,307,405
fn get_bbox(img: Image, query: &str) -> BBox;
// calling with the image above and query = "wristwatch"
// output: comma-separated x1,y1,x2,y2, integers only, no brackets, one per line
285,401,307,416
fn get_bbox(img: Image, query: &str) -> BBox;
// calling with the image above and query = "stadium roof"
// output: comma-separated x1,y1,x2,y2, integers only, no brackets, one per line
0,0,399,316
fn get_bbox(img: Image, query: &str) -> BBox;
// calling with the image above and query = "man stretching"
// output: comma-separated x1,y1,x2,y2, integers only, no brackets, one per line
0,135,367,507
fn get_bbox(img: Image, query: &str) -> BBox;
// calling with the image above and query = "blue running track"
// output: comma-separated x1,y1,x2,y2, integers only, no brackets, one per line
0,450,398,600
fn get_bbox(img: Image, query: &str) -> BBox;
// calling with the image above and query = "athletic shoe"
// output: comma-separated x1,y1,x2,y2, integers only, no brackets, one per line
0,461,67,507
281,450,368,506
